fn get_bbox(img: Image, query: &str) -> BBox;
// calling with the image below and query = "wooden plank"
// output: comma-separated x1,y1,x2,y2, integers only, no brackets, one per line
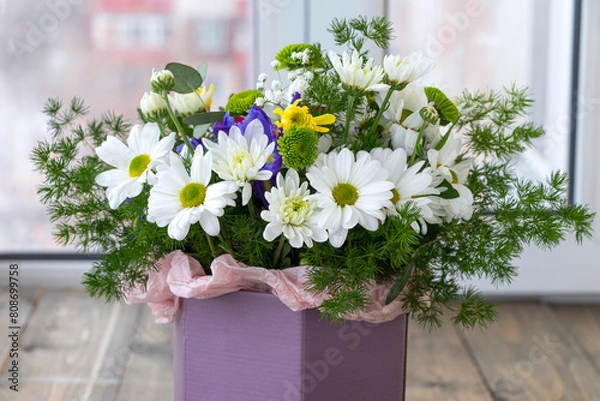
115,307,174,401
549,305,600,373
458,302,600,401
405,313,494,401
0,289,143,400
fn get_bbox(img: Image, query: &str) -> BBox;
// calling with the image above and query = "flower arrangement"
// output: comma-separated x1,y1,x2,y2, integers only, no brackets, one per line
32,16,593,329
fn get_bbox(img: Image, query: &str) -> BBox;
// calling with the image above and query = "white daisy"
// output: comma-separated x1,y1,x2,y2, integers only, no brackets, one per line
369,148,437,217
147,151,238,240
306,148,394,248
95,123,175,209
261,169,327,248
202,119,275,205
328,50,388,92
383,52,434,85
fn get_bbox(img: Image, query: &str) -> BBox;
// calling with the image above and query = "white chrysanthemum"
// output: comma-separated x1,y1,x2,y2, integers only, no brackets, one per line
383,52,434,85
95,123,175,209
328,50,388,92
147,151,238,240
168,84,214,117
370,148,438,216
306,148,394,248
202,119,275,205
261,169,327,248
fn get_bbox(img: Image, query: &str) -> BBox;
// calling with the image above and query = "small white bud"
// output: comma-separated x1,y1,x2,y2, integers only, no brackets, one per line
271,60,281,68
258,73,269,82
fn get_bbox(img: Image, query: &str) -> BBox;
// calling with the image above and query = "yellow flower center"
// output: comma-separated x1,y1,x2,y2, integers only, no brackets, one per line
332,183,359,207
391,188,401,204
179,183,207,208
450,170,459,185
282,195,310,226
129,154,151,178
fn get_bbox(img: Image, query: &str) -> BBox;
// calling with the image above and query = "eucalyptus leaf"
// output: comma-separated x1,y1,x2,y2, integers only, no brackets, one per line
183,112,227,126
193,123,211,138
197,62,208,80
165,62,203,94
437,179,460,199
386,262,414,305
424,87,459,125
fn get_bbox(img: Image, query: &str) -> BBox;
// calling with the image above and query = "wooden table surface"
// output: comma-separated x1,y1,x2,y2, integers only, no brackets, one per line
1,288,599,400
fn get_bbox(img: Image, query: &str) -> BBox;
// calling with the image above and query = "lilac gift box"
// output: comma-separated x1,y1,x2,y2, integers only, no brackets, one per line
174,291,408,401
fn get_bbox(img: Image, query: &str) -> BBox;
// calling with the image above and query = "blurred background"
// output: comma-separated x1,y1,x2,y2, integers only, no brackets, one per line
0,0,598,296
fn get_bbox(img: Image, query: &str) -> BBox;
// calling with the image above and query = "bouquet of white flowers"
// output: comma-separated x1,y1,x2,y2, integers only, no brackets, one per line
32,16,593,329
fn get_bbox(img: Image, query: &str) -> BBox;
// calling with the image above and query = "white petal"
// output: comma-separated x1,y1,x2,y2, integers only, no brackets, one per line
199,211,220,236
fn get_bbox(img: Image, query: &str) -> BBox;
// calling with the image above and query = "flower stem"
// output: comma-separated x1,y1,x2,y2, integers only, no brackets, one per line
343,94,356,145
409,122,429,166
217,233,234,255
162,93,194,154
368,86,394,138
273,236,286,268
205,234,217,258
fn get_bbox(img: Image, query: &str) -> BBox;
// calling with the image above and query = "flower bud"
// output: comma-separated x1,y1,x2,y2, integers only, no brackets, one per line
420,105,440,125
140,92,167,122
151,69,175,93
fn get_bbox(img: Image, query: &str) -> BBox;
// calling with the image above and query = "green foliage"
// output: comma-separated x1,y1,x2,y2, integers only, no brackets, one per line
32,99,179,301
424,87,459,125
303,205,421,322
165,62,204,94
328,15,394,57
456,85,545,158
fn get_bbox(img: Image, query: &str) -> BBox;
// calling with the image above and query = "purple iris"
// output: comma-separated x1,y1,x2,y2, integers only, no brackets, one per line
211,111,236,136
290,91,302,105
175,136,203,154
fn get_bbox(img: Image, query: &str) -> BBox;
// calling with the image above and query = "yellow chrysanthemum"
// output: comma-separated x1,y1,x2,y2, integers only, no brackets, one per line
274,99,336,133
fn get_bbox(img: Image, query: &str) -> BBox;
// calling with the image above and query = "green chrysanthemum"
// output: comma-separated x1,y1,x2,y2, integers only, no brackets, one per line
278,126,319,170
274,43,323,70
225,89,263,114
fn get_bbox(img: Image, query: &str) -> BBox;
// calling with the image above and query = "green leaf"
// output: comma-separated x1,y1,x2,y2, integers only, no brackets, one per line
197,62,208,80
435,128,451,150
437,179,460,199
183,111,227,126
386,262,414,305
424,87,459,125
165,62,203,94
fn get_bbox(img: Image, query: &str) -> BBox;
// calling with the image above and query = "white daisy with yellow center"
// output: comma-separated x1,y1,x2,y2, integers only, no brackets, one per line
261,169,327,248
95,123,175,209
202,120,275,205
147,151,238,240
369,147,438,220
306,148,394,248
